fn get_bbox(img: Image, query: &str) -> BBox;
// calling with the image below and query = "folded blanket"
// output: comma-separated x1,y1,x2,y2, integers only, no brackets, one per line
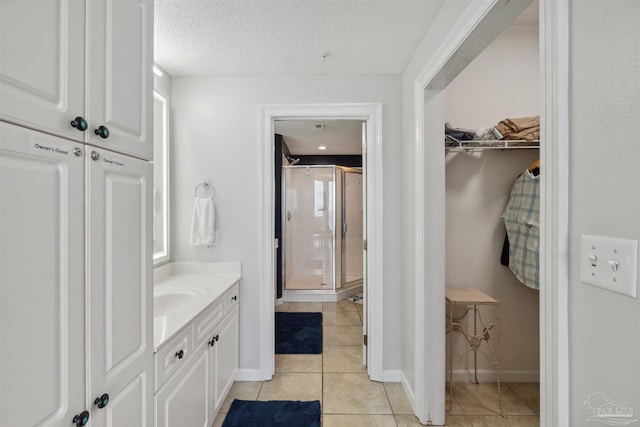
495,116,540,141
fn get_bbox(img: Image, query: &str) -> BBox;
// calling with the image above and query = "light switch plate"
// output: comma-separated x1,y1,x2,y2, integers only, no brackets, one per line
580,235,638,298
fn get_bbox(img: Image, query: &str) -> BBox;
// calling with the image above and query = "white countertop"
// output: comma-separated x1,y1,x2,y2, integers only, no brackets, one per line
153,262,241,351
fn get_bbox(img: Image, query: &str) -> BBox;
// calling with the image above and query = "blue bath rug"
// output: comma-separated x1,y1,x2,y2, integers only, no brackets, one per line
275,312,322,354
221,399,321,427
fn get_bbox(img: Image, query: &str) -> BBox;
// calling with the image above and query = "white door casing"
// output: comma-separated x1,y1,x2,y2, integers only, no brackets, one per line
259,104,383,381
361,121,368,366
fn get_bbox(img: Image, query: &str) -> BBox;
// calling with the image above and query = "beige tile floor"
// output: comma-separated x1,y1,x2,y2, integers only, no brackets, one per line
213,300,540,426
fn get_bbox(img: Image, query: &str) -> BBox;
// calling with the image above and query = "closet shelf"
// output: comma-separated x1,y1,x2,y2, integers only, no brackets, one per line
445,138,539,151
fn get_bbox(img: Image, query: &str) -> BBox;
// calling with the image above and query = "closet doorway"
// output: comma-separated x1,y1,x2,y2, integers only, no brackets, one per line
412,0,569,425
443,0,541,393
259,104,384,382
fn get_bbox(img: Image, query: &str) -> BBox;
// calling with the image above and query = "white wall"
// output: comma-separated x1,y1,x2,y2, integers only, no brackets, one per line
444,24,540,378
568,1,640,424
445,25,539,128
169,75,403,373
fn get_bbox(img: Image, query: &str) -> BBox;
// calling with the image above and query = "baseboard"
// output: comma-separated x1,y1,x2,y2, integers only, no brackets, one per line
448,369,540,383
381,369,403,382
283,285,363,303
399,371,417,414
234,368,264,381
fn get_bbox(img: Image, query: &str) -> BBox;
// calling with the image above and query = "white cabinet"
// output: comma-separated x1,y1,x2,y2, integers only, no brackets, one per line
154,344,212,427
0,0,85,142
0,122,153,427
154,284,240,427
211,305,240,414
86,0,153,159
0,0,153,160
0,122,86,427
87,147,153,426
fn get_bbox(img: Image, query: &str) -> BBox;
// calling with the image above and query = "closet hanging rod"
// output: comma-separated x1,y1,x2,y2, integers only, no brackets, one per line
445,139,539,152
446,145,540,152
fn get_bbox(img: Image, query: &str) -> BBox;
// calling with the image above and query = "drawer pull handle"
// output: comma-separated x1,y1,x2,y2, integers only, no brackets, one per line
175,349,185,359
231,295,238,301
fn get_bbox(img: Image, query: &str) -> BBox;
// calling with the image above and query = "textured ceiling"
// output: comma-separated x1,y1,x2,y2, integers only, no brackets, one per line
154,0,445,76
275,119,363,155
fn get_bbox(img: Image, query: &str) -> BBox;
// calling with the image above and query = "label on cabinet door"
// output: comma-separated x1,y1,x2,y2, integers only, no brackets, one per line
30,142,73,158
93,151,126,171
102,157,125,170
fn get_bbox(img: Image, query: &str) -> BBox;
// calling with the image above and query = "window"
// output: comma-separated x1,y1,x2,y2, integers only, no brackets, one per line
153,88,169,264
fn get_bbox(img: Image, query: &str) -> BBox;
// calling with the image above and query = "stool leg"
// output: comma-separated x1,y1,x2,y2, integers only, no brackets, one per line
473,304,479,384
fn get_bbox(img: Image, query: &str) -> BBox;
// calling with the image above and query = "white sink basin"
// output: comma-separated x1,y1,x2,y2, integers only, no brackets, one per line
152,265,241,350
154,288,204,318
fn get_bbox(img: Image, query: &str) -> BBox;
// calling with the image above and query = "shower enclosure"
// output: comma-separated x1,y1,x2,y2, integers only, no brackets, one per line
282,165,363,301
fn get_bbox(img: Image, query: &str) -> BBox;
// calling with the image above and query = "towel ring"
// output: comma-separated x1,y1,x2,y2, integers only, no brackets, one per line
194,180,216,199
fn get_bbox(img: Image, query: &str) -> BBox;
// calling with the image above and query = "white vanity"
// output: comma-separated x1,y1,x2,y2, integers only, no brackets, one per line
153,262,241,427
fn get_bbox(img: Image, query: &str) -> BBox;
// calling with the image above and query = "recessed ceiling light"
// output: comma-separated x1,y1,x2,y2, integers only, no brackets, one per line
318,146,327,151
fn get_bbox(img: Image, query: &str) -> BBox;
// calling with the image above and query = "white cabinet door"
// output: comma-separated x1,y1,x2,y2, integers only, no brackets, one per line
0,122,86,427
87,0,153,160
211,306,239,415
155,346,212,427
0,0,86,141
87,147,153,426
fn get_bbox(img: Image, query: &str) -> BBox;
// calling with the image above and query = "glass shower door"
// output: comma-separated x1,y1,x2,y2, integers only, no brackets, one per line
284,166,336,291
343,170,363,286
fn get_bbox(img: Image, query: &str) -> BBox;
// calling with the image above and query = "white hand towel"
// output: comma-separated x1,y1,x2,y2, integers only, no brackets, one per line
190,197,216,246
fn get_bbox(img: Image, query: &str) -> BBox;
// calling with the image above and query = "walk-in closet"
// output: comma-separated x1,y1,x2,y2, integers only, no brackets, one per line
444,3,541,417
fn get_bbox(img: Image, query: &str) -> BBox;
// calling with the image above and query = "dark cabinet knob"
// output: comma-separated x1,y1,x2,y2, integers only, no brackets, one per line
94,393,110,409
231,295,238,301
72,410,90,427
70,116,88,131
208,334,220,347
94,125,109,139
175,349,184,359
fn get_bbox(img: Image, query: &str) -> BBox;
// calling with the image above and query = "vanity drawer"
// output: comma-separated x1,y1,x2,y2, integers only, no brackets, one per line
225,282,240,313
193,296,225,345
154,324,193,392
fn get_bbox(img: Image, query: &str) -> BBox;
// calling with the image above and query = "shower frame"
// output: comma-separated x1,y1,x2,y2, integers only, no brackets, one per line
281,165,363,302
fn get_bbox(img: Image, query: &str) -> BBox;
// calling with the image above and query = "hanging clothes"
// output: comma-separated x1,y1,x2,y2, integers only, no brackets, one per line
502,167,540,290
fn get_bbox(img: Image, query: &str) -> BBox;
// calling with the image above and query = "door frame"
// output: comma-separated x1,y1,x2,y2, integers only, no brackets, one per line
412,0,569,425
259,103,384,381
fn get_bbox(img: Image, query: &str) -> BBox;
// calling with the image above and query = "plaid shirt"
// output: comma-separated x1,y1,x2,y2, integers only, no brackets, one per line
502,170,540,290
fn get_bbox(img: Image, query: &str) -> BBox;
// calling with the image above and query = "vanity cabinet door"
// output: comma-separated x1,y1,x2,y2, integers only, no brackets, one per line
0,123,86,427
155,345,212,427
87,147,153,427
211,305,240,416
